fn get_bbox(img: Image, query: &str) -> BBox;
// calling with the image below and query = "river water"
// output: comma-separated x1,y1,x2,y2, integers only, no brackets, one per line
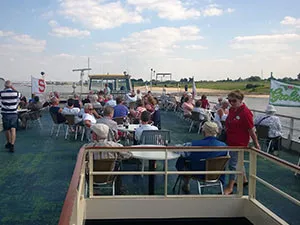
13,84,300,140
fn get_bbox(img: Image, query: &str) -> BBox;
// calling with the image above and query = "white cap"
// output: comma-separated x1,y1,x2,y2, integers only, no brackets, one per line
90,123,109,139
265,105,276,113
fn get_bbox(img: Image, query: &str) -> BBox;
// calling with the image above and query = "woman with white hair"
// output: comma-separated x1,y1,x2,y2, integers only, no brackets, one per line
254,105,282,155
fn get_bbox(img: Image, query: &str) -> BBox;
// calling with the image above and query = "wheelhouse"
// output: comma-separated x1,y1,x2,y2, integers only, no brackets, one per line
88,74,133,95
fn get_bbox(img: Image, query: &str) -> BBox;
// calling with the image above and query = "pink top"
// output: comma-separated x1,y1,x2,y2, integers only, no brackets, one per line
182,102,194,116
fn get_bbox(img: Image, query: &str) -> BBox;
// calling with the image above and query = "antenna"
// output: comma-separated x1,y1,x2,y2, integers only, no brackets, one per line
72,67,91,96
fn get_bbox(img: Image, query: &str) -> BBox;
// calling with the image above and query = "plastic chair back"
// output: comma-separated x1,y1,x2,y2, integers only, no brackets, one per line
205,155,230,182
140,130,171,145
93,159,116,184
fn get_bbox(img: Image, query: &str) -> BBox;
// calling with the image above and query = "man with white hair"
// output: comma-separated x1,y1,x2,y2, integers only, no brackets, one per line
0,80,21,152
254,105,282,155
176,121,228,194
89,123,132,160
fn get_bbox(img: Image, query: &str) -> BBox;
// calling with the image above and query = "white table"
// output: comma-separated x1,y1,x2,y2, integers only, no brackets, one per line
131,151,180,161
117,124,140,132
17,109,29,113
130,145,180,195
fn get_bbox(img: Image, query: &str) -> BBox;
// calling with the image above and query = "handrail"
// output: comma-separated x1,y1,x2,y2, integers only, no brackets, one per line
250,147,300,172
58,146,86,225
59,146,300,225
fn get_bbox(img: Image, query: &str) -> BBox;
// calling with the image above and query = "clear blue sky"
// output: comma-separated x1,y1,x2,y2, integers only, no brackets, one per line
0,0,299,81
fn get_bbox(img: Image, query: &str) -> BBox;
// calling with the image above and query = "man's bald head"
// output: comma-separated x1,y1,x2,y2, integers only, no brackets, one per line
4,80,12,88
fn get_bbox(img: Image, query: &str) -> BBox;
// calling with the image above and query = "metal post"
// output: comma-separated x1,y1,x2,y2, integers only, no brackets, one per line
89,151,94,198
288,118,294,149
249,151,257,199
80,71,84,96
237,150,244,196
150,68,153,91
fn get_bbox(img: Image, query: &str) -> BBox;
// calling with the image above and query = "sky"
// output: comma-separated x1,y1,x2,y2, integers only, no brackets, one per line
0,0,300,82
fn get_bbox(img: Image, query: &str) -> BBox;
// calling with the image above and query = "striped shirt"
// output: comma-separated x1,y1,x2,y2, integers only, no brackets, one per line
0,88,20,114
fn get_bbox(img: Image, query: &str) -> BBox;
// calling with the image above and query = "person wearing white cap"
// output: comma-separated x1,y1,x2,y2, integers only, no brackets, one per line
89,123,132,160
254,104,282,156
175,121,228,194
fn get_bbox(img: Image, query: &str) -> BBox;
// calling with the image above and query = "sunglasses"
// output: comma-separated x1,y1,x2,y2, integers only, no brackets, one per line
88,108,93,110
228,99,237,103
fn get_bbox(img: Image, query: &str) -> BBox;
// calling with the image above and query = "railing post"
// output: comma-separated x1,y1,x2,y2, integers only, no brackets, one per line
164,148,168,197
288,118,294,149
237,149,244,196
89,151,94,198
249,150,257,199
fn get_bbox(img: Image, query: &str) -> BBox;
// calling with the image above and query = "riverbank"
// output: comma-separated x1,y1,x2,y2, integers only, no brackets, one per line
135,86,269,98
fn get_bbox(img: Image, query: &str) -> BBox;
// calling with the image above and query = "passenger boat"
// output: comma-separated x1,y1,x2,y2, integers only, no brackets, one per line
0,76,299,225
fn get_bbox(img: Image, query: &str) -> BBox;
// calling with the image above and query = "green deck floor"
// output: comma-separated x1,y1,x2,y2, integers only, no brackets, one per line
0,110,299,225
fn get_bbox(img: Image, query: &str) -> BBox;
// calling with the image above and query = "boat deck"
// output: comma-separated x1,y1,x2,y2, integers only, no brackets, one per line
0,110,299,225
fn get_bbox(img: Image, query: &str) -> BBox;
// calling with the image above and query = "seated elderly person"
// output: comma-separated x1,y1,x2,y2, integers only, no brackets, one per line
49,97,66,123
254,105,282,156
98,106,119,140
82,103,98,128
62,98,82,124
135,111,158,143
19,96,43,128
182,95,194,118
88,123,132,160
176,121,228,194
73,94,82,108
192,100,208,121
105,95,116,107
113,96,128,118
125,90,137,104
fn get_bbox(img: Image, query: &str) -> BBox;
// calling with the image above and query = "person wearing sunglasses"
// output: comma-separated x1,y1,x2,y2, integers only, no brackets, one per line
82,103,97,128
224,90,260,195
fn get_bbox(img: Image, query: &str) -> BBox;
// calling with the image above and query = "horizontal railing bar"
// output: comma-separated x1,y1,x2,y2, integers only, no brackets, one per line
90,194,242,199
85,146,246,152
251,148,300,173
90,171,242,175
253,175,300,206
281,125,300,132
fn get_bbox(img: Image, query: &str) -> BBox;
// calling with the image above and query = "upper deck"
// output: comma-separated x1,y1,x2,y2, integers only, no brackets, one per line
0,109,299,225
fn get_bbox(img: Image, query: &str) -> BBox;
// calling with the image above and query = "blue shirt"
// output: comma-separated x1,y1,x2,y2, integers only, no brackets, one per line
176,136,228,182
113,104,128,118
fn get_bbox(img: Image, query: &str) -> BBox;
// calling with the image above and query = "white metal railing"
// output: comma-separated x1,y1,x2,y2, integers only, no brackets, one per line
67,146,300,225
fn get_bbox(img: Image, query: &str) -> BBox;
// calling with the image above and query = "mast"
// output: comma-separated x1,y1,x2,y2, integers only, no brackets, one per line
72,67,92,96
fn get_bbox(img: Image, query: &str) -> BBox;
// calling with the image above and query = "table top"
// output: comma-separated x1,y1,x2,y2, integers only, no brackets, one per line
117,124,140,132
17,109,29,113
130,146,180,160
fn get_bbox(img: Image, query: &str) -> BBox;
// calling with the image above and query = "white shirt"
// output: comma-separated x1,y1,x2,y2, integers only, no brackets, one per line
136,93,142,100
214,109,228,129
105,99,117,107
83,113,97,125
104,86,111,95
125,93,137,103
254,114,282,138
62,107,82,124
135,124,158,142
192,107,207,120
